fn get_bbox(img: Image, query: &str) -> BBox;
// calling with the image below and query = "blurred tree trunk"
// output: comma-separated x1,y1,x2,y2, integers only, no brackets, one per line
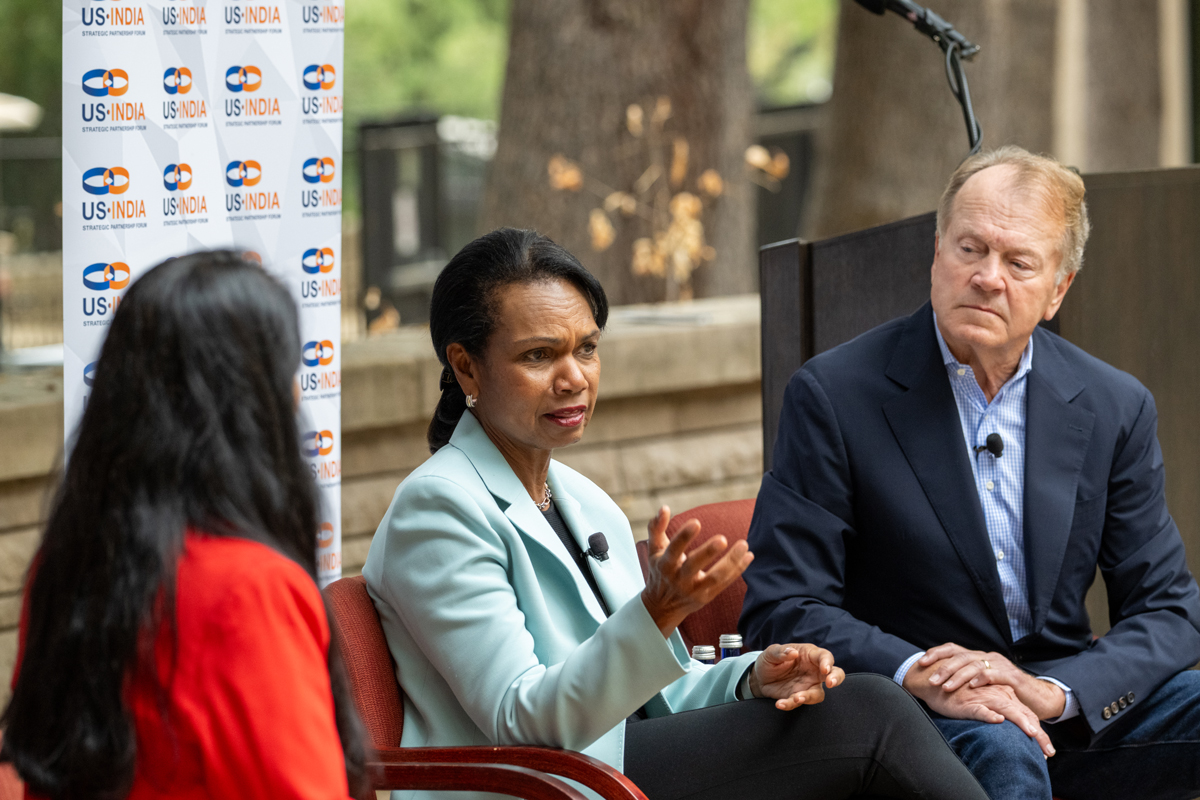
1083,0,1161,171
808,0,1163,240
482,0,755,304
809,0,1059,239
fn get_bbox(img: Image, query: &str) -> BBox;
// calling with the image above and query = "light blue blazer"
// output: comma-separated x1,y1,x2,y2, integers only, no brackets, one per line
362,411,758,799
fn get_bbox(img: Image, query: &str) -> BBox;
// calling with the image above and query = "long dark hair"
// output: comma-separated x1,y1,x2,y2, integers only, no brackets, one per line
427,228,609,452
1,251,368,798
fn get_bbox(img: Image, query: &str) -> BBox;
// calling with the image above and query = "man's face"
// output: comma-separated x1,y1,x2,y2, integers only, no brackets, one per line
931,165,1075,358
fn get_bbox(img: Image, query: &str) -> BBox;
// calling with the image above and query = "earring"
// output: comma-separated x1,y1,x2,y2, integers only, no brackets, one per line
465,394,477,408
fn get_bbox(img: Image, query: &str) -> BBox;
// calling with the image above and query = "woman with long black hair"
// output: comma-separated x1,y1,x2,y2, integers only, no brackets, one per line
2,251,368,800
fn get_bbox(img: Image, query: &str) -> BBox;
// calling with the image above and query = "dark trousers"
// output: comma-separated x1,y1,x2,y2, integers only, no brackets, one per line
623,672,989,800
933,670,1200,800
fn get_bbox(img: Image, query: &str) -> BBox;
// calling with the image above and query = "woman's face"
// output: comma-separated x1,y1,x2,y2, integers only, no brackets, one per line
450,279,601,457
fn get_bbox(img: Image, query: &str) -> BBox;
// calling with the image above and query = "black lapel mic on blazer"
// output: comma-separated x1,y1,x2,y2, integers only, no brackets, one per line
585,533,610,562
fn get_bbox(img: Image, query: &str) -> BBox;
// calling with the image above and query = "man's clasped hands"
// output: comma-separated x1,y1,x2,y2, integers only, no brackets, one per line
904,643,1066,758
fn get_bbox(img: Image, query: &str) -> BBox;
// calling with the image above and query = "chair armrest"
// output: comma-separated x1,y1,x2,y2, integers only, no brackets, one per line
369,760,587,800
373,746,648,800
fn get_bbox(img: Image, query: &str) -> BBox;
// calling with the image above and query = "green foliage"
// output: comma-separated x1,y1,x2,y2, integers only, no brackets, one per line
748,0,839,108
344,0,509,130
0,0,61,136
343,0,510,219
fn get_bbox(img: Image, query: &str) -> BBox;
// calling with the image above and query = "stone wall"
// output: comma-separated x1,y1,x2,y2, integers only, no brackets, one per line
0,294,763,700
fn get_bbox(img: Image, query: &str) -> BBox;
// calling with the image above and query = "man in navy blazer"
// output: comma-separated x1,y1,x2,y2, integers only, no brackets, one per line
741,146,1200,800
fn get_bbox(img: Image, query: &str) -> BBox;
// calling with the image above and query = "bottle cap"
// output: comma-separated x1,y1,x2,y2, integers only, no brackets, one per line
691,645,717,661
718,634,743,648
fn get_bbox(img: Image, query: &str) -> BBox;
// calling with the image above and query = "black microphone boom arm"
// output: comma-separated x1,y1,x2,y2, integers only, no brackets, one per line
880,0,980,59
853,0,983,155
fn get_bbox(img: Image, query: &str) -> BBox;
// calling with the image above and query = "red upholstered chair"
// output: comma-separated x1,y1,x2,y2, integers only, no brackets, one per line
323,575,648,800
0,735,22,800
662,499,755,651
634,499,755,651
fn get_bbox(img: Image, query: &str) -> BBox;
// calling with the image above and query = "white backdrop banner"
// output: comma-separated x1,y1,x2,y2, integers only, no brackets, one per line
63,0,345,585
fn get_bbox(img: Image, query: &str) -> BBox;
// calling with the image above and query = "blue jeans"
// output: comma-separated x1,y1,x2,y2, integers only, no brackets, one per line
931,670,1200,800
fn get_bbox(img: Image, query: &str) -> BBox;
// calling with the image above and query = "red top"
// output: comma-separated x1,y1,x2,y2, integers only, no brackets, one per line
16,533,354,800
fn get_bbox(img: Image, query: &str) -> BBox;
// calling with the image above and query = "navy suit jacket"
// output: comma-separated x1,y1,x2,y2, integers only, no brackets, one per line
741,302,1200,739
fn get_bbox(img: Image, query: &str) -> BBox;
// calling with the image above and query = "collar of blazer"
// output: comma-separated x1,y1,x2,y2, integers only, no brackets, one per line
448,410,628,623
881,302,1096,641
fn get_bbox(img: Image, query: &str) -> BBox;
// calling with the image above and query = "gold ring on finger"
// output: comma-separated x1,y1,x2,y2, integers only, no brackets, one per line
983,660,991,670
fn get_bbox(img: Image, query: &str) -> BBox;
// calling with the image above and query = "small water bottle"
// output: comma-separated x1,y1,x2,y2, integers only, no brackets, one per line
719,634,743,661
691,645,716,665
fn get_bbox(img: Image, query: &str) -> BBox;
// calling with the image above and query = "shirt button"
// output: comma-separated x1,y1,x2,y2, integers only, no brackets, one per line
986,480,995,491
996,550,1004,560
957,368,966,376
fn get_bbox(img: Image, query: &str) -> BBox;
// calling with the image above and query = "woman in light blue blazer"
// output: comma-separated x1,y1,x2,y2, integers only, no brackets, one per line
363,228,987,800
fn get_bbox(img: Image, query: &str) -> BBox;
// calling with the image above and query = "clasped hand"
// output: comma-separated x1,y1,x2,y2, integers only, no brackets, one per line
639,506,843,711
750,643,845,710
904,642,1064,758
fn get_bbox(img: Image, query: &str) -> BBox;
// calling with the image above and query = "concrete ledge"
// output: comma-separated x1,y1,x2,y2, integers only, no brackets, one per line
0,372,64,483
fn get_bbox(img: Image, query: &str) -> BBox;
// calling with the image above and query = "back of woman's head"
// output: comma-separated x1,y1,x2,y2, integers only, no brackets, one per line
427,228,608,452
76,249,313,546
2,250,322,797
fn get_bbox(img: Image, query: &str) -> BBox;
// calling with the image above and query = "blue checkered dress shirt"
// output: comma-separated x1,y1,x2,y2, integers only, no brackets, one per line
892,315,1078,721
935,320,1035,641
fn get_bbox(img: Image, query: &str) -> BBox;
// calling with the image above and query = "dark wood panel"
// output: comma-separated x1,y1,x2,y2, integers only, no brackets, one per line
1060,166,1200,633
758,215,935,471
811,212,936,356
758,239,809,472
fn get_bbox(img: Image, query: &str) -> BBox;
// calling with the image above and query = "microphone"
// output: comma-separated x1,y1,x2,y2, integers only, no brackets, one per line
585,532,610,562
974,433,1004,458
853,0,980,60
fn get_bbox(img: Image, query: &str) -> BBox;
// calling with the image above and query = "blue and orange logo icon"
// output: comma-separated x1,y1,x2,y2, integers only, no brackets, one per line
83,362,98,388
82,166,130,195
163,67,193,95
317,522,335,548
82,262,131,291
225,65,262,93
302,430,334,457
302,157,335,184
225,160,262,187
83,68,129,97
163,163,192,191
301,247,334,274
302,64,336,91
302,340,335,367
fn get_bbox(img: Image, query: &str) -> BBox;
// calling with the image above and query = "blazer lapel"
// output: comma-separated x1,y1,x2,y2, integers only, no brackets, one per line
1023,330,1095,635
882,305,1012,640
549,472,643,611
549,469,675,718
449,413,608,624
